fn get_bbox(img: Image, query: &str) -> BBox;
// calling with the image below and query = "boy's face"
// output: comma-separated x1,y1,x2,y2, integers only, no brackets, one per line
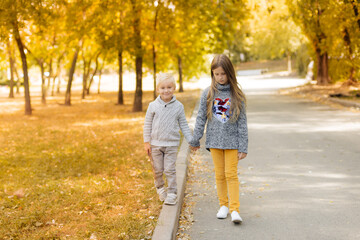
213,66,228,85
157,80,175,102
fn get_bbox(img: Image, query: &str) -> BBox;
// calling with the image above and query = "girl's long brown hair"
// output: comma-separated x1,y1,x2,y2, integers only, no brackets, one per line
206,54,246,122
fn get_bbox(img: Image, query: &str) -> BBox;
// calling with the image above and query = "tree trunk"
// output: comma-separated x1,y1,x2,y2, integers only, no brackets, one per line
14,63,20,94
82,64,87,99
47,59,53,91
97,71,102,94
13,20,32,115
65,47,80,106
133,56,143,111
351,0,360,29
25,46,47,105
321,53,329,85
6,39,15,98
131,0,143,112
97,59,105,94
40,61,46,105
97,73,102,94
87,52,101,95
56,57,63,94
81,53,91,99
153,44,157,99
316,48,329,85
178,55,184,92
52,77,57,96
343,27,357,84
287,50,292,73
57,75,61,94
118,50,124,105
51,59,59,96
152,4,159,100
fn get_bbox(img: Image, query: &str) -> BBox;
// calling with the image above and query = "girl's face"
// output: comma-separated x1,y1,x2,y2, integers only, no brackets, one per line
212,67,228,85
157,80,175,102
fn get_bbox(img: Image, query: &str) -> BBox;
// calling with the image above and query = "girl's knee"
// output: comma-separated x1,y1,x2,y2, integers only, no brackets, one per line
225,171,238,181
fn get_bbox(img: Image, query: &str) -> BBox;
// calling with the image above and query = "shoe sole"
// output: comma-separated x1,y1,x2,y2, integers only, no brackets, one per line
164,201,177,205
232,219,242,224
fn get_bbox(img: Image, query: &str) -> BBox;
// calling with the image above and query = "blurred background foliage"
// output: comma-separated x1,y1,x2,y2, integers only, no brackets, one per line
0,0,359,113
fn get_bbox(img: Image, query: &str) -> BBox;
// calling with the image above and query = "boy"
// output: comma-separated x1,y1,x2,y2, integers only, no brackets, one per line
143,73,192,205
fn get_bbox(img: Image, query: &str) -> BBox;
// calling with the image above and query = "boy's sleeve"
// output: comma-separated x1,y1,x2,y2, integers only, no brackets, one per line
190,89,209,147
143,103,154,143
178,104,193,144
237,102,248,153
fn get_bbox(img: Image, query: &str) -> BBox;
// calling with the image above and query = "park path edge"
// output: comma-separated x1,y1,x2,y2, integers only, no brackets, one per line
151,94,200,240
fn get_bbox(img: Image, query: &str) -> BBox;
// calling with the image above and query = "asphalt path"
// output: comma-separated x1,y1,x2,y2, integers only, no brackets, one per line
179,74,360,240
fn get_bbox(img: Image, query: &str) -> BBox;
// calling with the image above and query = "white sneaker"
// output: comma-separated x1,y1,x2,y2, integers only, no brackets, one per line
231,211,243,224
156,187,167,202
164,193,177,205
216,206,229,219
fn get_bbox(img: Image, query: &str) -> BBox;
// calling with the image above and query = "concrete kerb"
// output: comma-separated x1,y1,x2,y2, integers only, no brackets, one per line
328,97,360,110
151,96,200,240
282,88,360,111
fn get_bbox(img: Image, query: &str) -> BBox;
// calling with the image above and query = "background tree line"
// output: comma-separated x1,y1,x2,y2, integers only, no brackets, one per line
0,0,359,115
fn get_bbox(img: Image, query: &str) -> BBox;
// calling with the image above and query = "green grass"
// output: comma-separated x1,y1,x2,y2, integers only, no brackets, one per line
0,89,200,239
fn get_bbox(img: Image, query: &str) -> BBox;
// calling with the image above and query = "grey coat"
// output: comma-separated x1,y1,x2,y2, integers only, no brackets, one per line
190,84,248,153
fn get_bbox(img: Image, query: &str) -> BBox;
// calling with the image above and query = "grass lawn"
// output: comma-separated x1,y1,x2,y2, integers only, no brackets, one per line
0,89,200,239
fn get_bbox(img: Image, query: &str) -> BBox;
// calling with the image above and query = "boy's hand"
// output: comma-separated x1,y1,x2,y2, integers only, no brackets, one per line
144,142,151,156
190,146,200,151
238,152,247,160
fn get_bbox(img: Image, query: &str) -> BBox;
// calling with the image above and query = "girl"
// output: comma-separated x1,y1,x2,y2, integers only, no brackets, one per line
190,54,248,224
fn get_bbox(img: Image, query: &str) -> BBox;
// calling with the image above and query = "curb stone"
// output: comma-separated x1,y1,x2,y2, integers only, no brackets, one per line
327,97,360,109
151,96,200,240
282,89,360,111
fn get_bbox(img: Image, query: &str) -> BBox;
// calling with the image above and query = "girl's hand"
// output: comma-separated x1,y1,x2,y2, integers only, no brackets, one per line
144,142,151,156
190,146,200,151
238,152,247,160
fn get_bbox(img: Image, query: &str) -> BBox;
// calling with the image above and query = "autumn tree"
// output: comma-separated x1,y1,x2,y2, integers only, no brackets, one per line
287,0,332,85
96,0,131,105
6,38,15,98
0,0,35,114
64,0,97,106
245,0,302,72
323,0,360,85
129,0,145,112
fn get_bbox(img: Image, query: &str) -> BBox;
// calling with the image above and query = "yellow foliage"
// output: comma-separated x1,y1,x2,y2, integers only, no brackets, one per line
0,89,200,239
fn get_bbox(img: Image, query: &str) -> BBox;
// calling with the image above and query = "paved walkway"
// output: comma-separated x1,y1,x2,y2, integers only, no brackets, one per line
178,76,360,240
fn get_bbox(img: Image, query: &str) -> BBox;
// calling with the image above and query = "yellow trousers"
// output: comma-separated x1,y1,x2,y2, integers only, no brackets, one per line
210,148,240,212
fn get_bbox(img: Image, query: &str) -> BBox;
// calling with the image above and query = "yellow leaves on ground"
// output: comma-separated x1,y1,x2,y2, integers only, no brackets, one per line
0,89,200,239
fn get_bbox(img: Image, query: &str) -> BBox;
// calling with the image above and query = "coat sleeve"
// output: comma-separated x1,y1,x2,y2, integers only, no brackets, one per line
178,104,193,144
190,89,209,147
143,103,154,143
237,102,248,153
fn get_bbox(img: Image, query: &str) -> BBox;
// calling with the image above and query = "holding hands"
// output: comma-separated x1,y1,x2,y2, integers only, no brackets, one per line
189,145,200,151
189,145,247,161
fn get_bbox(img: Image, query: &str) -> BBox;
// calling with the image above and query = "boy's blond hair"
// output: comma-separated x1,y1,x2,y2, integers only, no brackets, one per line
156,73,176,89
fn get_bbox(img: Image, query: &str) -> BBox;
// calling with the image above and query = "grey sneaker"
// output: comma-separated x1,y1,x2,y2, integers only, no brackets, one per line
156,187,167,202
164,193,177,205
231,211,243,224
